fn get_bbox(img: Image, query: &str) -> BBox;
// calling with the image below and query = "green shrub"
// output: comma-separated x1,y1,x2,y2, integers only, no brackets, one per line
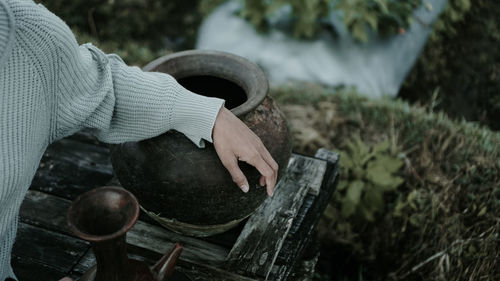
335,136,404,222
239,0,422,41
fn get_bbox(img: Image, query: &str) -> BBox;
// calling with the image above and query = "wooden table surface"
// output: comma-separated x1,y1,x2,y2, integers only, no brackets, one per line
11,131,339,281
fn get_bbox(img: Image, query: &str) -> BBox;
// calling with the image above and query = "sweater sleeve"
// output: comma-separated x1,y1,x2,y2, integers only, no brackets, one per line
0,0,14,68
40,6,224,146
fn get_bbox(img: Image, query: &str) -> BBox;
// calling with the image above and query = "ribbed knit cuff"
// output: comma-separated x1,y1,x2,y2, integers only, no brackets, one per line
171,84,225,147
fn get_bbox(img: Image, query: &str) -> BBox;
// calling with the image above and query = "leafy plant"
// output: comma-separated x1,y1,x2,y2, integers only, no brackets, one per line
336,0,421,42
335,135,404,222
239,0,422,42
432,0,472,37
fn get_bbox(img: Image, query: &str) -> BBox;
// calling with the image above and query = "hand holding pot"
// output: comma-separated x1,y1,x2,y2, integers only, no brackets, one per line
213,107,278,196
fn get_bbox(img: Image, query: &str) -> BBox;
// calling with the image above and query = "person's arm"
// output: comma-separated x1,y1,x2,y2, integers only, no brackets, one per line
9,3,221,146
53,36,223,147
22,1,278,195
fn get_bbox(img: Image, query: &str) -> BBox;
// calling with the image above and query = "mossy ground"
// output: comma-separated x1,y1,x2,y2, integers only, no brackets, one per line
271,83,499,281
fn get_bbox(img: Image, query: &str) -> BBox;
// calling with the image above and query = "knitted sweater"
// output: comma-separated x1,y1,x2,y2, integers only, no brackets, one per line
0,0,224,279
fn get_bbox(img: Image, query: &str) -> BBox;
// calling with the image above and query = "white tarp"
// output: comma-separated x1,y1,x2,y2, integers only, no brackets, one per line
197,0,447,98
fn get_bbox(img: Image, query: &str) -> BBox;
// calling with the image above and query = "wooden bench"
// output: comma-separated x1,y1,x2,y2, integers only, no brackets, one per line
12,131,339,281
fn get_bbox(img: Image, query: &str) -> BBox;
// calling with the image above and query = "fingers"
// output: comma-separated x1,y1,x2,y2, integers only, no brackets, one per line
220,156,249,193
256,143,278,196
259,176,266,187
221,149,277,196
259,143,279,172
212,107,279,196
246,153,277,196
260,148,278,194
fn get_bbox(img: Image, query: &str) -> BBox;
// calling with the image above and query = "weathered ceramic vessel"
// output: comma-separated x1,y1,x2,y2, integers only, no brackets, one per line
110,50,291,237
66,186,184,281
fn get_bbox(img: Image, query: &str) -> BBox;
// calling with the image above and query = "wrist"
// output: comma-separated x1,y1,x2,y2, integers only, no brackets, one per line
212,106,229,143
172,86,224,144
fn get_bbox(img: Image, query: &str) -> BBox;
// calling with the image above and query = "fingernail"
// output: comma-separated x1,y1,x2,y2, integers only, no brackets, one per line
241,184,249,193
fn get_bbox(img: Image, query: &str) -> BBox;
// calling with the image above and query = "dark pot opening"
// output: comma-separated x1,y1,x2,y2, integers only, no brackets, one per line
178,75,247,110
74,207,129,236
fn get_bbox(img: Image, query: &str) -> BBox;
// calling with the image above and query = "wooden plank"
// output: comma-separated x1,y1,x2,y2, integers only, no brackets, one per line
68,128,107,147
20,190,228,266
201,222,244,249
127,220,228,265
71,249,94,274
226,154,327,279
286,238,320,281
305,159,327,196
74,245,254,281
72,223,228,270
30,138,113,200
177,263,260,281
11,255,71,281
315,148,340,165
72,245,151,274
71,248,193,281
19,190,72,235
270,149,339,281
12,223,89,274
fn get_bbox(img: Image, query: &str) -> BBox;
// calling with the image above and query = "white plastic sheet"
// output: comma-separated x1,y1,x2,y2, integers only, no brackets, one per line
197,0,447,98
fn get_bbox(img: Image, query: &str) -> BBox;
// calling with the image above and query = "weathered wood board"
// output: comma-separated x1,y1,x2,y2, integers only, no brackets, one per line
11,255,69,281
226,155,329,279
270,149,339,281
12,223,89,275
30,138,113,200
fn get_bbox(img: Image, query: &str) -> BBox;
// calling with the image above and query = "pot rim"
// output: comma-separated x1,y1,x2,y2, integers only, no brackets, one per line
143,49,269,117
67,186,140,242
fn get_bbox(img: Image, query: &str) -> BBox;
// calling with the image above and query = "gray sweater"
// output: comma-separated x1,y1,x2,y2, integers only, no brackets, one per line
0,0,224,279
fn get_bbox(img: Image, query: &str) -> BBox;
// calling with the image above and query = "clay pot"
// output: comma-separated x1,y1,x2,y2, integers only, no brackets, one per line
66,186,184,281
110,50,291,237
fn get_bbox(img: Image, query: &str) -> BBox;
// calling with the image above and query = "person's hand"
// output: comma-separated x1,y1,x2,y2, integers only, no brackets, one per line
59,278,72,281
213,107,278,196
